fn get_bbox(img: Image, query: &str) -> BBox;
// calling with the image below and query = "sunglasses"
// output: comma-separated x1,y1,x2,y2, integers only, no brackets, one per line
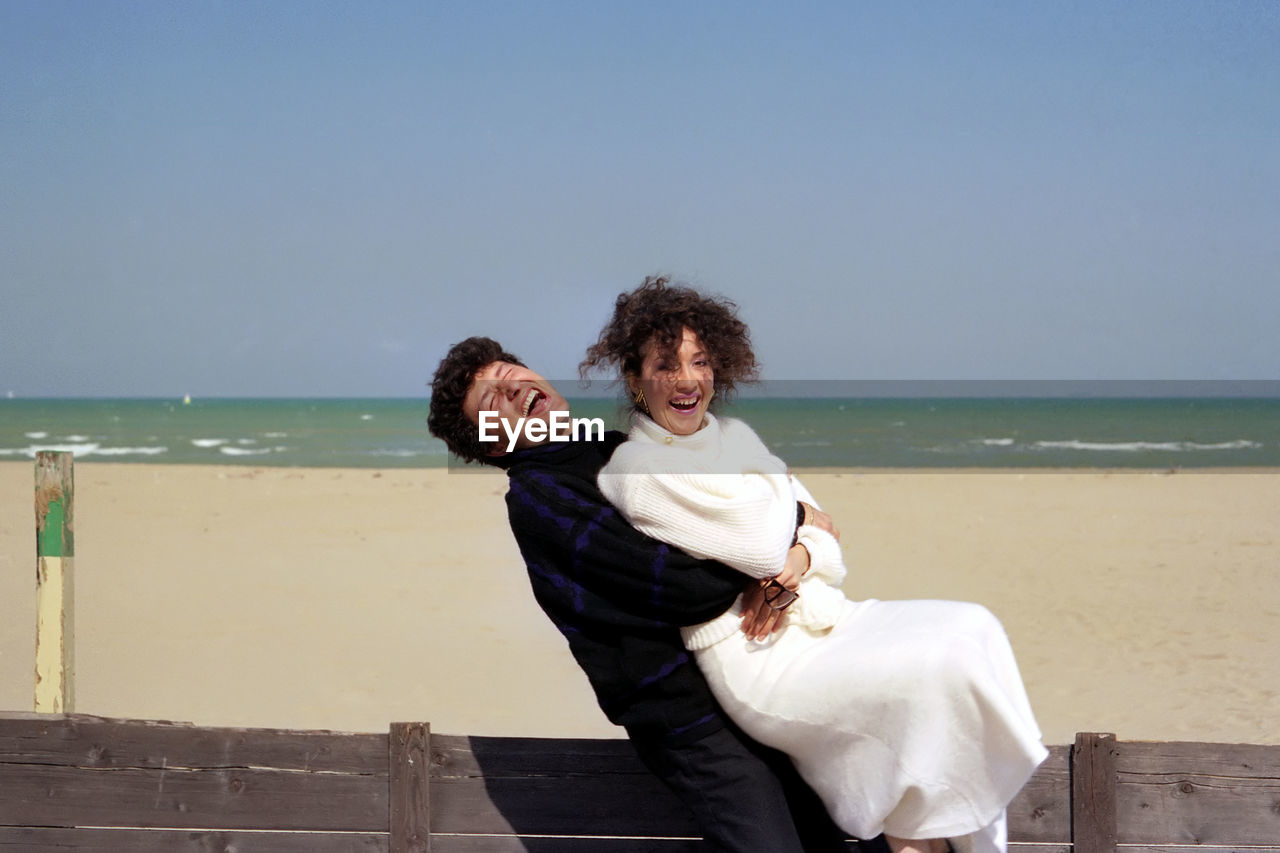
762,578,798,612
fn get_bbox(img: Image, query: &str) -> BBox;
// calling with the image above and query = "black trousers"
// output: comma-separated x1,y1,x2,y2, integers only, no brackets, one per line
633,720,885,853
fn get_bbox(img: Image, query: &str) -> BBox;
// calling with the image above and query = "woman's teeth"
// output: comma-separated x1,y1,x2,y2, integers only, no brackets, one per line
522,389,544,417
670,397,699,412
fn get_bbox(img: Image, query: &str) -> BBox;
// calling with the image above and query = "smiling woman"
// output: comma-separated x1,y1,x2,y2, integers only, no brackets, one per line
632,327,716,436
585,276,1049,853
580,275,761,419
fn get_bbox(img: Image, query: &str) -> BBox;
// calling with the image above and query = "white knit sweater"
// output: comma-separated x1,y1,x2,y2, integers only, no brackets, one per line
598,413,848,647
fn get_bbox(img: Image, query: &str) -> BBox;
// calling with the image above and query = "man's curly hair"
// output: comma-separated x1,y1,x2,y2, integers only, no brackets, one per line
428,336,525,464
580,275,760,408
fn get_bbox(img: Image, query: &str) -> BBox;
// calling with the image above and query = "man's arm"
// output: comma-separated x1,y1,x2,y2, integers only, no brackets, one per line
506,468,745,627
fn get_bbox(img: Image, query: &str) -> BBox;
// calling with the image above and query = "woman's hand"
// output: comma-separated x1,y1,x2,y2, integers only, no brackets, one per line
799,501,839,541
739,542,808,641
739,580,785,640
773,541,809,589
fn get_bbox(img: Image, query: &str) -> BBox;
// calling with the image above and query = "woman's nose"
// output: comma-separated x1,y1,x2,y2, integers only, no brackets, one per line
673,372,698,391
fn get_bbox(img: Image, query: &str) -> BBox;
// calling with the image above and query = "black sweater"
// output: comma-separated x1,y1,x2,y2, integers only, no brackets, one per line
495,431,745,745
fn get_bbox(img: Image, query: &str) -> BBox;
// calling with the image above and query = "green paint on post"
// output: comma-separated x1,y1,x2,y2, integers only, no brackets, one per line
38,499,65,558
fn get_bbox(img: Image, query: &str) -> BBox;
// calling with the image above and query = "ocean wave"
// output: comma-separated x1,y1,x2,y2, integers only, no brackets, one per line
1034,439,1262,453
0,442,167,458
91,445,168,456
219,446,276,457
191,438,228,448
977,438,1016,447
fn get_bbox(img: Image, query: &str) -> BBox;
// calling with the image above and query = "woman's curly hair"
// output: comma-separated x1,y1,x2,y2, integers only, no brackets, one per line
427,336,524,464
580,276,760,408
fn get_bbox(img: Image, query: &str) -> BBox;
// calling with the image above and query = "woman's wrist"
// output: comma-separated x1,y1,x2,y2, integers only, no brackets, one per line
792,501,808,545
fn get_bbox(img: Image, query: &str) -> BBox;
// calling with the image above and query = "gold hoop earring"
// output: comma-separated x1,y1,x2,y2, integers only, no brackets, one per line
634,387,650,415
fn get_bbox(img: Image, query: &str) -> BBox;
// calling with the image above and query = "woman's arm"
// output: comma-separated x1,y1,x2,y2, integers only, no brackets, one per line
599,420,800,578
600,462,796,578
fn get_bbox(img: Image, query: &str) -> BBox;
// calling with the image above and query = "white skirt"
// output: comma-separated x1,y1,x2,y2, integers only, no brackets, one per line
693,599,1048,844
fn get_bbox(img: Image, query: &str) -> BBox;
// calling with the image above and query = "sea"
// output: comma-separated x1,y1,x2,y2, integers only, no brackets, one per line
3,386,1278,470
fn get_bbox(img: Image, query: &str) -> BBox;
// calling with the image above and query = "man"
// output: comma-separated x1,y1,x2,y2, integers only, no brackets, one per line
428,336,869,853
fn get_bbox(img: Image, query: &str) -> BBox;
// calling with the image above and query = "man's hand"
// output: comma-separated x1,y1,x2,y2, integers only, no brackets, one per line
800,501,839,541
739,543,809,641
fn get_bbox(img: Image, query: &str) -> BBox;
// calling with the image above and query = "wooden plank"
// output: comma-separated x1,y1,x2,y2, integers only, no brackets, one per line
1071,732,1117,853
1114,740,1280,846
432,837,701,853
1122,848,1280,853
430,734,1072,843
1006,744,1071,843
429,735,701,837
0,828,387,851
390,723,430,853
429,734,647,776
430,838,876,853
0,713,387,774
0,762,387,831
0,827,387,851
34,451,75,713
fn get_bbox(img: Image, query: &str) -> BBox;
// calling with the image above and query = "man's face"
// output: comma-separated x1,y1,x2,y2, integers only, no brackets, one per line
462,361,570,455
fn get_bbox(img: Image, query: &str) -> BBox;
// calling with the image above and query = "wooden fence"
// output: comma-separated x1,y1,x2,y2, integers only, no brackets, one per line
2,713,1278,852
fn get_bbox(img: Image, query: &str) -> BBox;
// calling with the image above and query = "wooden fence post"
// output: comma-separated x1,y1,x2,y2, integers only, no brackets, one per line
390,722,431,852
1072,731,1117,853
34,451,75,713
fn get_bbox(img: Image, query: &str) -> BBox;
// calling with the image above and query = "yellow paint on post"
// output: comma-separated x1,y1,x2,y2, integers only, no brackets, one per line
35,555,72,712
34,452,75,713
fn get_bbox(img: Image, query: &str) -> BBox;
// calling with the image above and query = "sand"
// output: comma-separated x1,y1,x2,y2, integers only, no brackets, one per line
1,461,1276,745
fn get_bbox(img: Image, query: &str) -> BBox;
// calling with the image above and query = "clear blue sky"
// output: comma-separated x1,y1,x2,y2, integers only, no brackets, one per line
3,1,1276,396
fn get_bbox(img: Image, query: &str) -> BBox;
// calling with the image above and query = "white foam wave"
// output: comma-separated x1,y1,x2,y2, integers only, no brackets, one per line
1035,439,1262,453
25,431,48,439
1185,440,1263,450
191,438,228,448
219,446,274,456
977,438,1015,447
0,443,167,458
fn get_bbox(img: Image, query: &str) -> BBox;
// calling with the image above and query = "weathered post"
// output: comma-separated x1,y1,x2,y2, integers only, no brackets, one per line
34,451,75,713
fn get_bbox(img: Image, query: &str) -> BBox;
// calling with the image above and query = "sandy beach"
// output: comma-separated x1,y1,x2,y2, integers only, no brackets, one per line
1,460,1276,745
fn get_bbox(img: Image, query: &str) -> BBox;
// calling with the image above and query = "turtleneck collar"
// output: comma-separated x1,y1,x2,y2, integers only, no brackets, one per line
630,410,721,450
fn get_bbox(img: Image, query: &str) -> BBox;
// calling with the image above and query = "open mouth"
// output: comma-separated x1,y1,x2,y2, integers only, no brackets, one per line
521,388,546,417
668,395,700,413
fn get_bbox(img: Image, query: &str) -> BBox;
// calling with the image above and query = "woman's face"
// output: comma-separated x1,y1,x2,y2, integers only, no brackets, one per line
634,326,714,436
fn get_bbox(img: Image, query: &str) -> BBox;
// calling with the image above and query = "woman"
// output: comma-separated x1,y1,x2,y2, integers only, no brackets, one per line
583,276,1048,853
